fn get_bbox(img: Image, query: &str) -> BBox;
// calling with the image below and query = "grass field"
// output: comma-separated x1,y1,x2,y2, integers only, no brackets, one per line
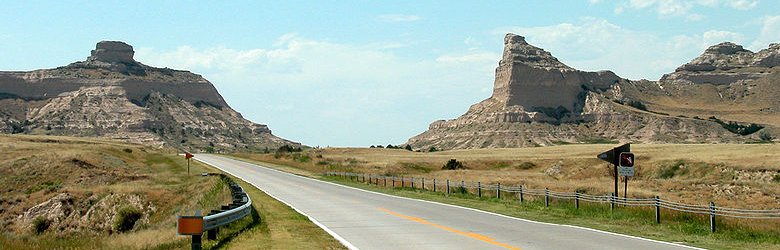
0,134,343,249
235,143,780,208
231,143,780,249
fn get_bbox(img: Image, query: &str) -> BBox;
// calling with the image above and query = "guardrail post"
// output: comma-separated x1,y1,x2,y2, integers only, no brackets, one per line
655,196,660,224
575,191,579,209
401,176,405,187
446,179,450,195
422,178,425,190
478,182,482,198
392,177,395,187
519,186,524,203
192,235,202,250
461,180,465,194
497,183,501,199
411,177,415,189
433,179,436,192
710,201,716,233
545,188,549,207
610,193,615,211
207,228,217,240
383,176,387,187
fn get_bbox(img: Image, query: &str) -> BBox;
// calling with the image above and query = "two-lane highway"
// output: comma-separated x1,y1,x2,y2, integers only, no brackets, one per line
195,154,698,250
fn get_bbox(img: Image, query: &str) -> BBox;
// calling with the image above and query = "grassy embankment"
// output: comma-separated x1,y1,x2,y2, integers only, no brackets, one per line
232,143,780,250
0,135,343,250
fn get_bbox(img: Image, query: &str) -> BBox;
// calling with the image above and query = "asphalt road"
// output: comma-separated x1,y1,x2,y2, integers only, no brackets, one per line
195,154,699,250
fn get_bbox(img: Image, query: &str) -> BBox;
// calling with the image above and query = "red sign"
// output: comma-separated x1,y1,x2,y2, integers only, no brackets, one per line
619,152,634,167
177,216,203,235
185,153,194,159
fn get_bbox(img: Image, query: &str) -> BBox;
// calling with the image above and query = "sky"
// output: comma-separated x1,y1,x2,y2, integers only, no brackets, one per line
2,1,779,147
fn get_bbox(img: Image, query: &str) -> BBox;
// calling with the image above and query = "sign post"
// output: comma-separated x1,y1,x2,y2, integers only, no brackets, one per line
177,213,204,250
597,143,631,198
618,152,635,199
185,153,194,175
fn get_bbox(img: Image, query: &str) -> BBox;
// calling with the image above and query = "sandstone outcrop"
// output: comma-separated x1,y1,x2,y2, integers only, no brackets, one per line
661,42,780,85
407,34,778,150
0,41,297,151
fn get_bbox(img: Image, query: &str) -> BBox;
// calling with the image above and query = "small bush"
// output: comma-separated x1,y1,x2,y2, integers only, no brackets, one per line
760,131,774,142
277,145,303,153
428,147,438,152
123,148,133,153
293,154,311,163
114,206,142,233
517,162,536,170
454,186,469,194
31,216,50,234
404,145,413,151
657,160,687,179
773,174,780,183
442,159,465,170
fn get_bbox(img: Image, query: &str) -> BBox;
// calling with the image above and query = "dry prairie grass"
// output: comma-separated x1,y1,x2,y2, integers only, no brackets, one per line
0,134,231,249
235,143,780,209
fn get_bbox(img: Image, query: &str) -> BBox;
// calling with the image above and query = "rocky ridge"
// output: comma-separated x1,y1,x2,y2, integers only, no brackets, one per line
407,34,778,150
0,41,296,151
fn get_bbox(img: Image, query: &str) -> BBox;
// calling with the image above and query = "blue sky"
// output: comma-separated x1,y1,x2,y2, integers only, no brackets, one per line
2,1,779,147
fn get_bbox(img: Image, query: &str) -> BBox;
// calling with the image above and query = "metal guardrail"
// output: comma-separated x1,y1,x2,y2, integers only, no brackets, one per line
326,171,780,232
203,176,252,230
178,174,253,250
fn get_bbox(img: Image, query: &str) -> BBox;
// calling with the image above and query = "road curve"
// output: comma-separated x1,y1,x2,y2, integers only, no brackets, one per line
195,154,699,250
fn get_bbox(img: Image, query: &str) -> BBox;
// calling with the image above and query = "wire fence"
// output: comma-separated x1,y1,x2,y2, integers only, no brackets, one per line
325,171,780,232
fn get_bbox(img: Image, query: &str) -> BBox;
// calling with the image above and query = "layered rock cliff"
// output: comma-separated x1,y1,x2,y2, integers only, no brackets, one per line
0,41,297,151
407,34,777,150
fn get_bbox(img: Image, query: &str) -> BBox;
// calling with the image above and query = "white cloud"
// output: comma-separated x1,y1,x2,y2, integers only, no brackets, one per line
726,0,759,10
376,14,422,22
135,35,495,146
749,15,780,50
617,0,758,19
436,52,499,64
495,18,744,80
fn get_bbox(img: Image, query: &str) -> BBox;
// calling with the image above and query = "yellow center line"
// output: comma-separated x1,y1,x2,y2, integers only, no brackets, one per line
378,207,521,250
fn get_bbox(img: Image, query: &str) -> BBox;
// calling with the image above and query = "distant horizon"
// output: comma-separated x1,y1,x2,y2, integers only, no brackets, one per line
2,1,778,147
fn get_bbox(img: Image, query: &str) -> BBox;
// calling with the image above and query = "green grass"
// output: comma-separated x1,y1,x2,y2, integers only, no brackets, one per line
319,175,780,250
209,174,346,250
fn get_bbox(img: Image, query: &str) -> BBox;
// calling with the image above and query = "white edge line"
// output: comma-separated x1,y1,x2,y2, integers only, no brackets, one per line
204,155,704,250
193,156,360,250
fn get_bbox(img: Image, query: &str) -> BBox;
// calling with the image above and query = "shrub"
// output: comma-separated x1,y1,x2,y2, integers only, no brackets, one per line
428,147,438,152
657,160,687,179
31,216,50,234
114,206,142,233
442,159,465,170
711,117,764,136
277,145,303,153
760,131,774,142
517,162,536,170
625,100,648,111
773,174,780,183
123,148,133,153
404,145,413,151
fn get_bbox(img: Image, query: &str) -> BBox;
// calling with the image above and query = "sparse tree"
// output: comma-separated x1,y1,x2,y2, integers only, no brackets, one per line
404,145,413,151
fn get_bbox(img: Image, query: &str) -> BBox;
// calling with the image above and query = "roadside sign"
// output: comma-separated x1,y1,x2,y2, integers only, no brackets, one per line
596,143,631,197
619,152,634,167
177,216,203,235
618,152,635,176
618,166,635,176
185,153,194,159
